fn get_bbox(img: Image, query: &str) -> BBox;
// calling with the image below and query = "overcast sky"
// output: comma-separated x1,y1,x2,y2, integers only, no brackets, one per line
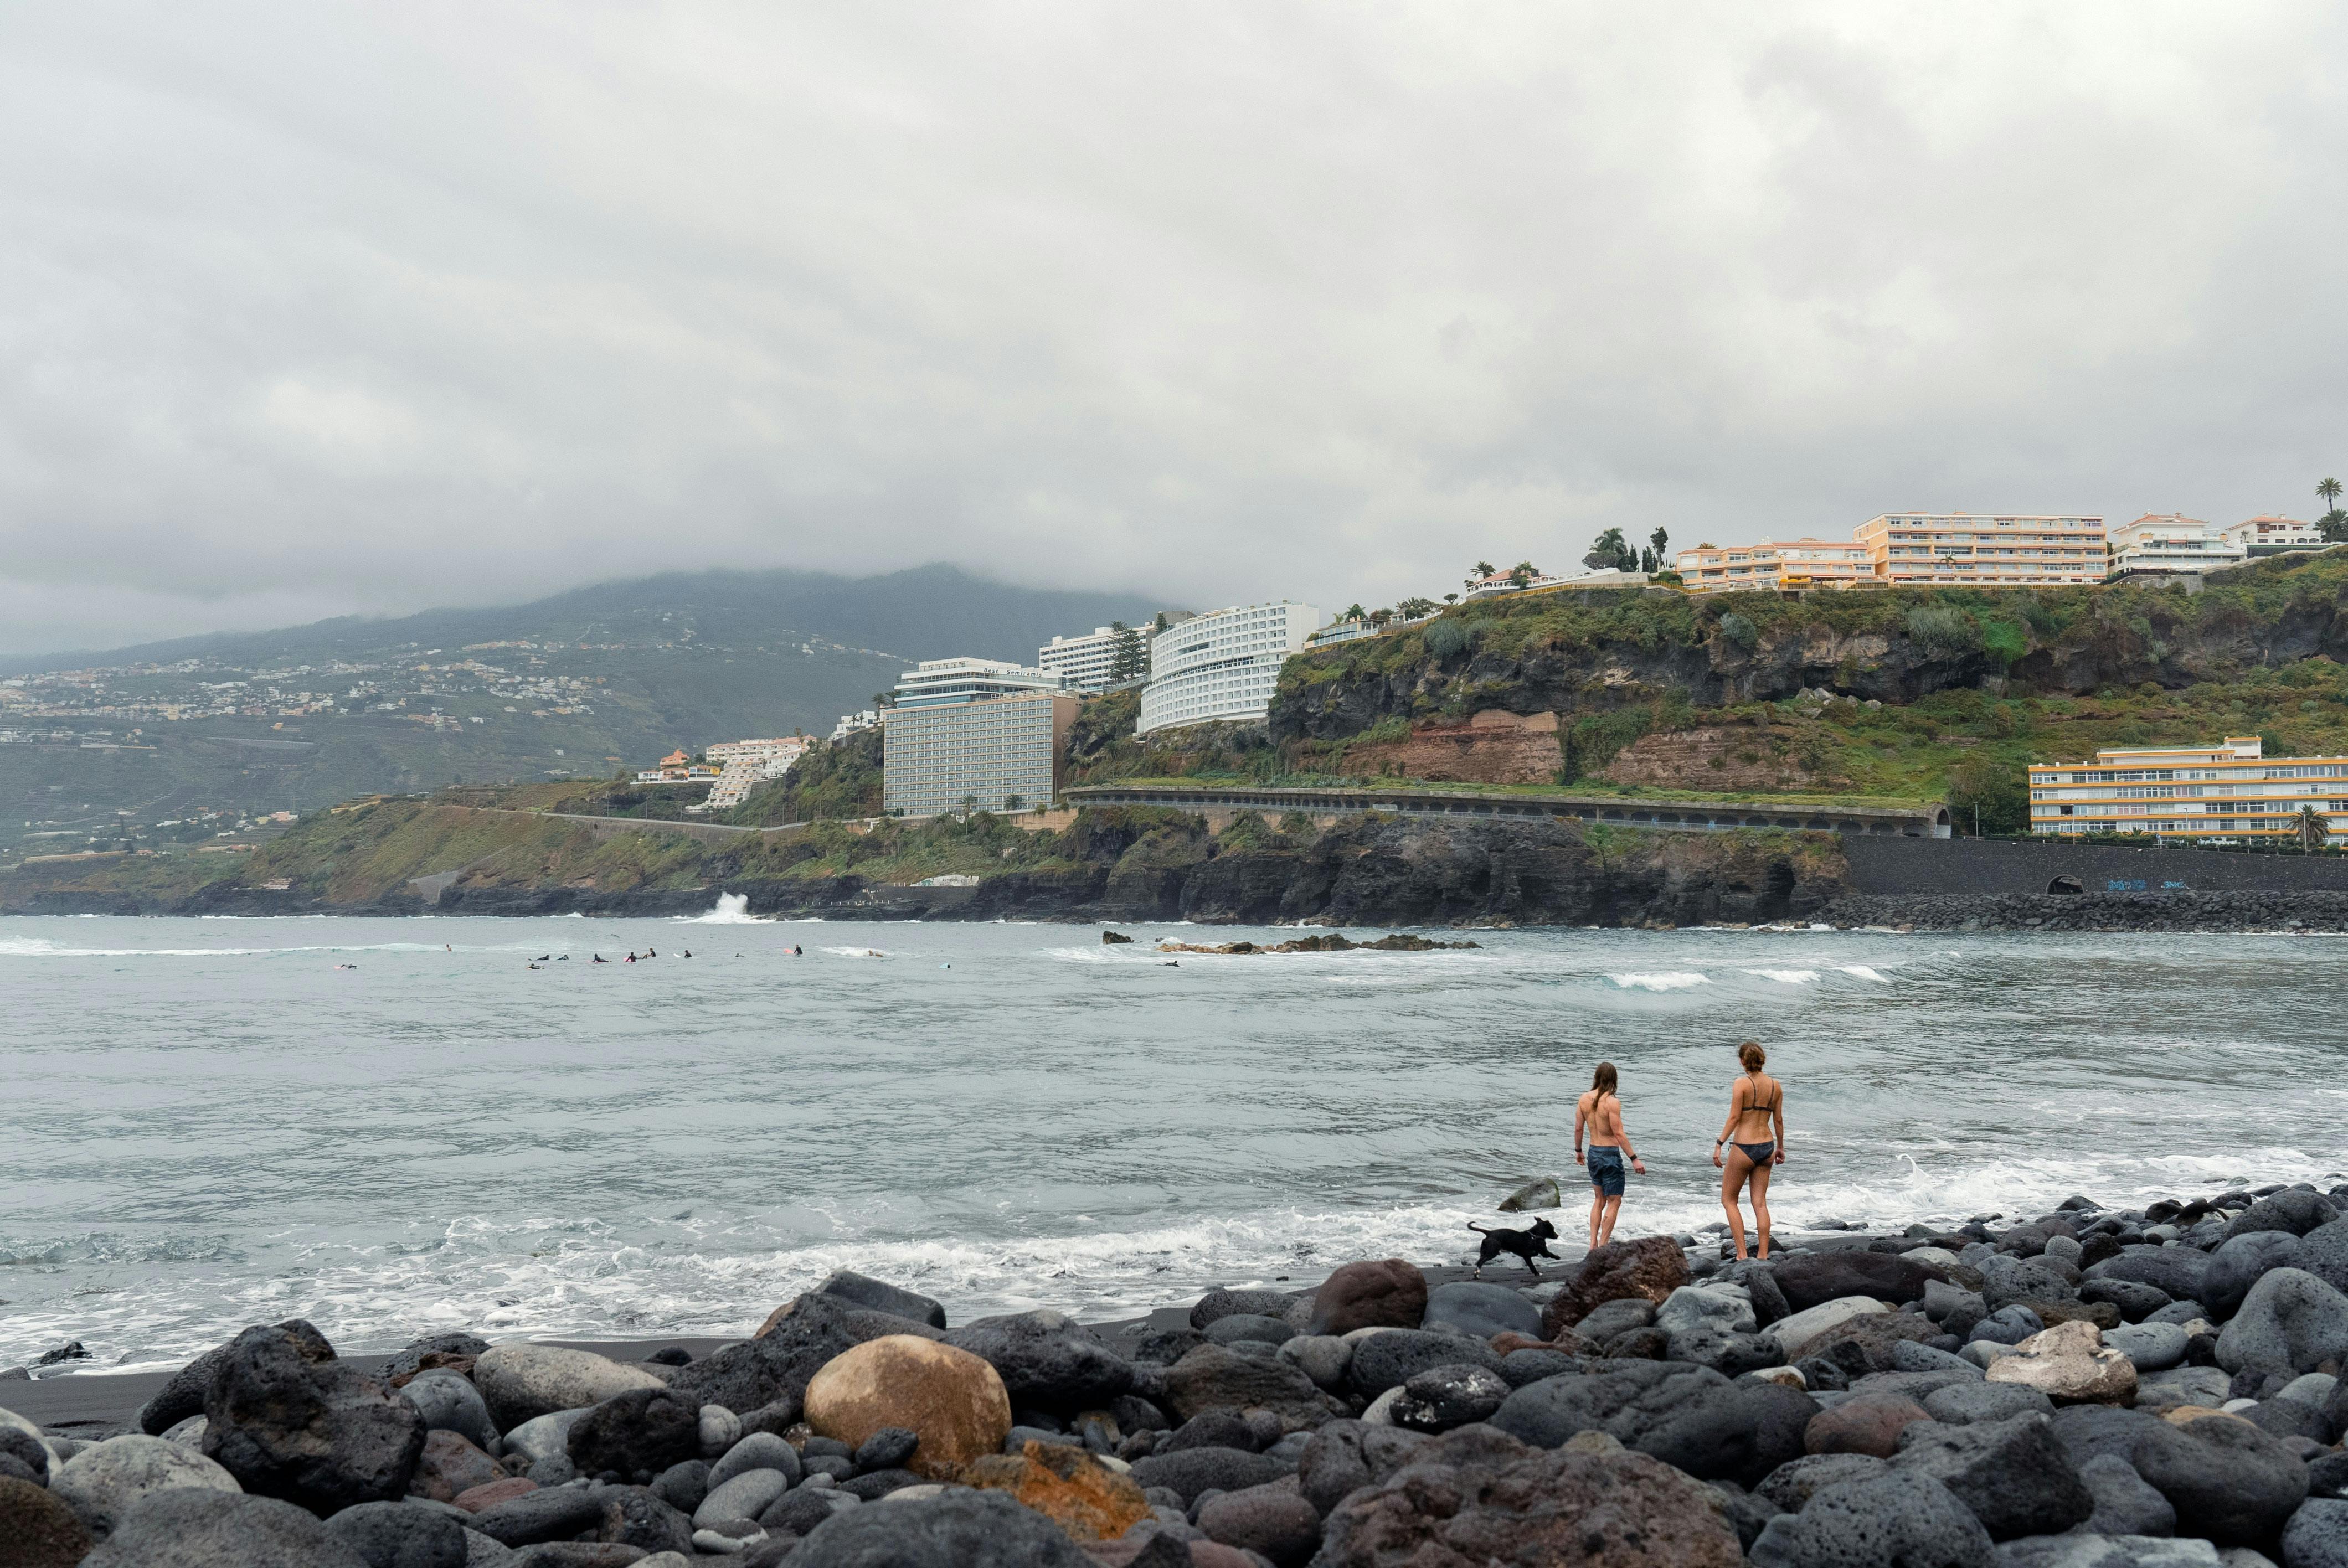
4,3,2345,656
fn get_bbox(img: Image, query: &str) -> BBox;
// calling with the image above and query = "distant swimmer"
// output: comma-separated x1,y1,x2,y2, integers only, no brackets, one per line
792,945,803,956
1165,961,1179,967
626,953,637,963
681,950,692,958
334,963,357,970
592,955,608,964
557,955,569,962
535,954,550,961
648,947,658,958
527,962,541,970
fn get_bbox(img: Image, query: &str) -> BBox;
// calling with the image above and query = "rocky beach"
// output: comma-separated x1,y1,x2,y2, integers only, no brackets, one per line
7,1184,2348,1568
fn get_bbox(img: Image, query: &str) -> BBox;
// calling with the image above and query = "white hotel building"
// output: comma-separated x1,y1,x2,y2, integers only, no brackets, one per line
2028,737,2348,843
1137,602,1321,738
1037,627,1127,693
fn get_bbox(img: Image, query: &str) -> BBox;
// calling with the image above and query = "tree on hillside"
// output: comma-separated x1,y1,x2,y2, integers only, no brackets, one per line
1370,607,1394,628
1471,560,1496,583
2321,477,2342,514
2324,511,2348,543
1584,529,1631,571
1508,560,1539,587
1340,602,1368,622
1443,592,1459,604
1397,596,1437,618
1947,756,2029,837
1650,526,1670,559
1107,621,1146,682
1639,547,1659,572
2298,803,2330,852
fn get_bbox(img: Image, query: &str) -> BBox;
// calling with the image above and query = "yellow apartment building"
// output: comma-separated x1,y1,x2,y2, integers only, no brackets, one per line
2027,737,2348,843
1674,538,1877,594
1856,513,2107,586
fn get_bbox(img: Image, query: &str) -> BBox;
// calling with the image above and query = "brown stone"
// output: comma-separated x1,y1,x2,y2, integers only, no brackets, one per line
1307,1261,1429,1337
0,1477,93,1568
454,1476,539,1512
1317,1431,1741,1567
407,1430,506,1502
1803,1395,1932,1457
387,1352,476,1389
1543,1237,1690,1336
1488,1330,1595,1358
802,1334,1012,1481
962,1440,1152,1543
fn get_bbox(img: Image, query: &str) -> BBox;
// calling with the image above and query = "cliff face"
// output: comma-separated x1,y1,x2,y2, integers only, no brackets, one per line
1270,555,2348,746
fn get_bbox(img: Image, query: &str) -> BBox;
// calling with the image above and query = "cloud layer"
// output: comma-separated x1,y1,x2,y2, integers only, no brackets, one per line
4,2,2345,653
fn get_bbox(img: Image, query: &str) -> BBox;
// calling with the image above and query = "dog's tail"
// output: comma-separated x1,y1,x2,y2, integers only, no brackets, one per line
1465,1221,1492,1234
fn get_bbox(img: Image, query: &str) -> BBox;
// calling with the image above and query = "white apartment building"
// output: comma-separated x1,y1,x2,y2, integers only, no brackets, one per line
2028,737,2348,844
2222,514,2329,556
2108,514,2247,576
1855,513,2107,586
890,657,1066,712
1137,602,1321,737
831,710,879,741
703,736,812,809
1037,626,1139,693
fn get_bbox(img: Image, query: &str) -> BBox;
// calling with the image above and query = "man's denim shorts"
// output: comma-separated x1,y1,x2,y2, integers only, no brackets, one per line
1587,1147,1626,1198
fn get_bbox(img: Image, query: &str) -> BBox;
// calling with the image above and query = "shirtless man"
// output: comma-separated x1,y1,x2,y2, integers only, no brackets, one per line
1573,1061,1647,1250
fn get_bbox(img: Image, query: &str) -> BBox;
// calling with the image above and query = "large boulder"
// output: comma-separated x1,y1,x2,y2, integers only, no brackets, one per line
565,1386,702,1480
1490,1359,1813,1484
472,1344,666,1432
398,1370,498,1451
49,1433,243,1540
1888,1415,2094,1540
2205,1231,2305,1319
801,1334,1011,1480
2074,1451,2177,1538
1162,1344,1341,1426
1190,1287,1297,1329
1923,1381,2055,1426
1307,1261,1428,1337
754,1289,949,1345
1347,1329,1503,1401
1783,1309,1944,1371
137,1318,338,1436
1715,1261,1792,1328
944,1311,1132,1411
663,1325,853,1422
1542,1237,1689,1334
2301,1219,2348,1297
1423,1281,1544,1341
1316,1425,1743,1567
1391,1363,1513,1431
789,1486,1094,1567
1754,1453,1887,1513
960,1440,1151,1544
1985,1321,2136,1406
2216,1267,2348,1376
1768,1251,1937,1313
80,1487,372,1568
2129,1413,2309,1545
2086,1247,2211,1305
2283,1498,2348,1568
466,1483,615,1546
812,1270,948,1329
0,1477,93,1568
1744,1470,1994,1568
2221,1188,2339,1243
322,1499,472,1568
202,1323,427,1514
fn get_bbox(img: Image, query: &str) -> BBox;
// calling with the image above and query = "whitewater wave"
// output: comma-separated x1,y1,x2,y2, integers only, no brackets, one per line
1839,964,1893,983
684,893,763,924
1742,969,1820,984
1608,971,1709,991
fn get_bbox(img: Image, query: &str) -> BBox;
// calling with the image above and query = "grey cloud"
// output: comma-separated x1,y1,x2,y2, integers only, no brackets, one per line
3,2,2345,654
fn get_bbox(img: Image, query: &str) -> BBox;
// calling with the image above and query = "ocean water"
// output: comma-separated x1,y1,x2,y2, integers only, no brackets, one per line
2,911,2344,1373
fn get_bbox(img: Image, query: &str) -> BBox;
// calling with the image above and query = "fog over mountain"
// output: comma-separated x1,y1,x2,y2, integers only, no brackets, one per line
4,3,2345,653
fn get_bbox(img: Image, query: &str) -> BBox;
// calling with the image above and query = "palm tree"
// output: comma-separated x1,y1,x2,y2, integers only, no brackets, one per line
1340,602,1368,622
2320,478,2342,515
2298,803,2329,852
1471,560,1496,581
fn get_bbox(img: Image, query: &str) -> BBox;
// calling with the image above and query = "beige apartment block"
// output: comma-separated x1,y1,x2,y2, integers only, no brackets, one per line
2029,736,2348,844
1674,538,1877,594
1854,513,2106,586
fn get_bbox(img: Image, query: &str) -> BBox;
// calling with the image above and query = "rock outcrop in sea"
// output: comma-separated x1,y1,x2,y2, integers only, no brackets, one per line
8,1181,2348,1566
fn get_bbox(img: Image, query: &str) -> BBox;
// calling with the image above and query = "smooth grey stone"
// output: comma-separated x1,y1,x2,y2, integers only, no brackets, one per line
2104,1322,2189,1373
2217,1268,2348,1376
1274,1334,1351,1391
2075,1452,2177,1538
1422,1281,1545,1341
1924,1381,2056,1426
2146,1301,2211,1327
708,1431,801,1491
402,1371,499,1450
694,1467,793,1528
502,1409,589,1466
2206,1233,2304,1320
2133,1365,2232,1410
1891,1340,1984,1378
49,1434,241,1540
81,1488,371,1567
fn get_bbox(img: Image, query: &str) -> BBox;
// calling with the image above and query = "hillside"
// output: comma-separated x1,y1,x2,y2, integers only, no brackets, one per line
0,565,1155,855
1244,550,2348,831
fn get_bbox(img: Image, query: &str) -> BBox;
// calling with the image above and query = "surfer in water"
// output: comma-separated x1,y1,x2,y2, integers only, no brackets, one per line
592,955,608,963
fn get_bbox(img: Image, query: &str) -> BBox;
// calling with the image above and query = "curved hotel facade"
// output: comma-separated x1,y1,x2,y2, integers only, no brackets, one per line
1137,602,1321,738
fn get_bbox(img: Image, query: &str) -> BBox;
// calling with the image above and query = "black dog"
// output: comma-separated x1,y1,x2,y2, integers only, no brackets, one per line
1467,1218,1559,1278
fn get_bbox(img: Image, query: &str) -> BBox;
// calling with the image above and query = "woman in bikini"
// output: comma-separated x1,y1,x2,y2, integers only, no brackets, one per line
1712,1040,1785,1260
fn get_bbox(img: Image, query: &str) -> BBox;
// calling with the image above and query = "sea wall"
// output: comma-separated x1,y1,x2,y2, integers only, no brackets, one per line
1841,834,2348,897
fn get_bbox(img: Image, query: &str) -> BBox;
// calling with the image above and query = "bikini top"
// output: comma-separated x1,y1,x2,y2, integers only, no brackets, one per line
1734,1075,1781,1120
